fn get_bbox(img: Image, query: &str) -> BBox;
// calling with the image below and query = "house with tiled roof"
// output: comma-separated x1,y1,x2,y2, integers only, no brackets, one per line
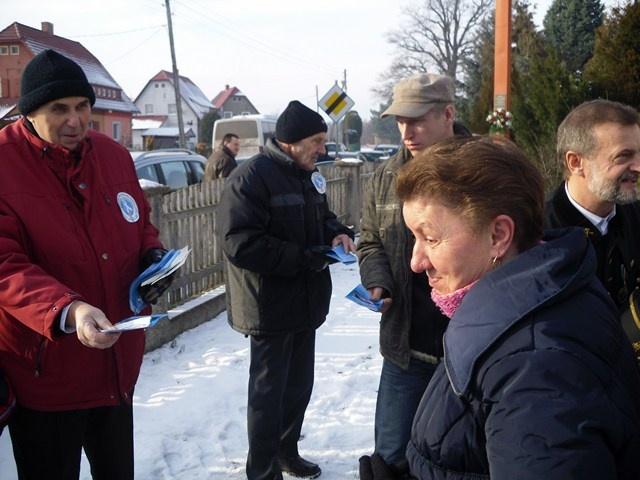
211,85,259,119
0,21,139,146
133,70,214,147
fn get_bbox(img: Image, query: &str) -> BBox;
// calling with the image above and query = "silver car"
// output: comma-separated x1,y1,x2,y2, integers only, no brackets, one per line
131,149,206,189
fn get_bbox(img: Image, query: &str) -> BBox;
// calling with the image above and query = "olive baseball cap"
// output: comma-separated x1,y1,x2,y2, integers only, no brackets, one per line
381,73,455,119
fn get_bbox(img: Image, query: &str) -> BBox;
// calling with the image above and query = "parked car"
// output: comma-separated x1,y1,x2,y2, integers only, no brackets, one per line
131,149,206,189
374,144,400,156
325,142,347,158
359,148,389,162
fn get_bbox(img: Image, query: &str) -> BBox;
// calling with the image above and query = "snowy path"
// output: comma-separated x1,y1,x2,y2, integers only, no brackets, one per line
0,262,382,479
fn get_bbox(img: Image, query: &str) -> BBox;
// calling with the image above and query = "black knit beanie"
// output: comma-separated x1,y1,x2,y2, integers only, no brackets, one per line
19,49,96,115
276,100,327,144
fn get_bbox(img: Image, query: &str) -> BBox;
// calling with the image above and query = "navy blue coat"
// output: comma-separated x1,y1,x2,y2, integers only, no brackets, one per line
407,228,640,479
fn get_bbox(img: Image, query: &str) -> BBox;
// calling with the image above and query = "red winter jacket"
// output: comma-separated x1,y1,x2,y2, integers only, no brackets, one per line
0,119,162,411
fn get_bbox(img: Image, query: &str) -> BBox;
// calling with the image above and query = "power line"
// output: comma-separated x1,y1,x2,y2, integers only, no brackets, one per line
70,24,166,38
103,26,166,65
172,0,342,78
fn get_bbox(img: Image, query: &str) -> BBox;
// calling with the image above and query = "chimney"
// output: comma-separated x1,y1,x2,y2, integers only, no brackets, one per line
225,84,229,90
41,22,54,35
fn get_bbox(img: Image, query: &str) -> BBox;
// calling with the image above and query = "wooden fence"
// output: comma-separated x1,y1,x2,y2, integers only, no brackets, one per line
145,160,378,311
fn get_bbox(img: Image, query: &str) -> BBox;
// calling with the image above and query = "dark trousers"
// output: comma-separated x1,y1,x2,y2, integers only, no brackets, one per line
246,329,316,480
8,403,134,480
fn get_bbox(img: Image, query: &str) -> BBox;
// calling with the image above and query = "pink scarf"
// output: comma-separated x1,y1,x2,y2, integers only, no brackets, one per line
430,281,478,318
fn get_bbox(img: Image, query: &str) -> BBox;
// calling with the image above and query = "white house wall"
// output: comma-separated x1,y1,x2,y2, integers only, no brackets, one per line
135,81,202,144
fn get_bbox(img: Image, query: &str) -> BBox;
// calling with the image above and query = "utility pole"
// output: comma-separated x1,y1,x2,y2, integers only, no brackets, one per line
493,0,512,111
165,0,186,148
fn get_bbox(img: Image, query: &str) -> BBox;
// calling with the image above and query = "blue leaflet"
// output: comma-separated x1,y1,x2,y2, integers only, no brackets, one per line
129,247,189,314
101,314,168,333
345,284,384,312
325,244,357,264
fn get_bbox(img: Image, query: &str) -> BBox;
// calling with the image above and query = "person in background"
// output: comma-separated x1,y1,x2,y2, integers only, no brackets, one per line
0,49,171,479
356,73,470,467
204,132,240,180
360,136,640,479
219,100,355,480
545,100,640,346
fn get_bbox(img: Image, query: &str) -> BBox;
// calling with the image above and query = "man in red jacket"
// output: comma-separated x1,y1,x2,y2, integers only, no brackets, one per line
0,49,169,479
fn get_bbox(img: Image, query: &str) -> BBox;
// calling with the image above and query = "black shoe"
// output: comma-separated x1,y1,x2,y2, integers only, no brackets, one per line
278,455,321,479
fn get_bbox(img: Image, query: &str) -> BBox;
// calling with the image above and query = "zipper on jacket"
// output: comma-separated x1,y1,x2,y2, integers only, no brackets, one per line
34,338,47,377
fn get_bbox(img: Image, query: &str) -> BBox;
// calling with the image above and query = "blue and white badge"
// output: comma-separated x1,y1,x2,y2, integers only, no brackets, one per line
311,171,327,194
117,192,140,223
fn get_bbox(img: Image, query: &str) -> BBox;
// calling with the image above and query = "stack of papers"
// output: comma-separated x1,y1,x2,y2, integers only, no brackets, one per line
129,247,191,314
99,314,168,334
325,245,357,265
345,284,384,312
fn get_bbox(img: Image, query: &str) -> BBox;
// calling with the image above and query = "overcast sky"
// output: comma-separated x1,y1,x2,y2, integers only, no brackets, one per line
4,0,620,121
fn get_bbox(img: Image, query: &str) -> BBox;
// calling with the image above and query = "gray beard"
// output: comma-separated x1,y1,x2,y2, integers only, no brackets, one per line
588,174,640,204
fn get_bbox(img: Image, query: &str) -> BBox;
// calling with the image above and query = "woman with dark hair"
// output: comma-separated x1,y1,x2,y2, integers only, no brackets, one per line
360,136,640,480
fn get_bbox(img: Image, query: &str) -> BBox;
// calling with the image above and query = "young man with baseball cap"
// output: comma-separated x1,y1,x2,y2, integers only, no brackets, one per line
0,49,170,479
357,73,471,469
219,100,355,480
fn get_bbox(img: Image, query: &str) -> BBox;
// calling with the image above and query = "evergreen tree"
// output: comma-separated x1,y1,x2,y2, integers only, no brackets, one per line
511,0,587,189
543,0,604,74
198,110,220,147
584,1,640,109
459,12,495,133
368,101,401,145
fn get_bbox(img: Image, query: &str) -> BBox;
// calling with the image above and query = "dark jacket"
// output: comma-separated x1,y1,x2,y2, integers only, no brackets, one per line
407,228,640,480
0,119,162,410
219,138,353,335
357,123,471,368
204,146,237,180
545,183,640,310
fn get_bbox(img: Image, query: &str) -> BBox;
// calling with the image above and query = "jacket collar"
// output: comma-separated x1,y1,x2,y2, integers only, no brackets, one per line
19,118,91,162
264,137,314,176
443,227,595,396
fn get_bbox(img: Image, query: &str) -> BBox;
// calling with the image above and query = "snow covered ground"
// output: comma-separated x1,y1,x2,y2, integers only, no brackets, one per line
0,262,382,479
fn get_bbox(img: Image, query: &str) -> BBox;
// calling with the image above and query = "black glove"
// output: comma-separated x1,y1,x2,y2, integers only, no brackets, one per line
303,245,332,272
139,248,174,305
141,248,168,270
359,454,412,480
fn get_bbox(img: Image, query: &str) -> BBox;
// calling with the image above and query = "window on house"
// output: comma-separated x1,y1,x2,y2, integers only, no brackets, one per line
145,104,154,114
224,111,233,118
89,120,100,131
155,83,159,88
112,122,121,142
161,83,165,88
9,45,19,55
0,46,8,55
168,104,177,114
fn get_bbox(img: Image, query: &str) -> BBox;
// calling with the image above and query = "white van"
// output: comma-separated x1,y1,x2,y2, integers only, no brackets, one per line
212,114,277,162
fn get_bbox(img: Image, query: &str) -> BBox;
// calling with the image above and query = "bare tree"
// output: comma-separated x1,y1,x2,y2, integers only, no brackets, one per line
377,0,493,97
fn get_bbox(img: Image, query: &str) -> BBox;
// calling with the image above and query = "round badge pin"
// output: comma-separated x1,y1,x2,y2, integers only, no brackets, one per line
117,192,140,223
311,172,327,194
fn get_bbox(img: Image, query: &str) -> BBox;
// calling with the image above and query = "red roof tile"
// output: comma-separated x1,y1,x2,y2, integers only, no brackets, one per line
211,86,239,109
0,22,138,113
